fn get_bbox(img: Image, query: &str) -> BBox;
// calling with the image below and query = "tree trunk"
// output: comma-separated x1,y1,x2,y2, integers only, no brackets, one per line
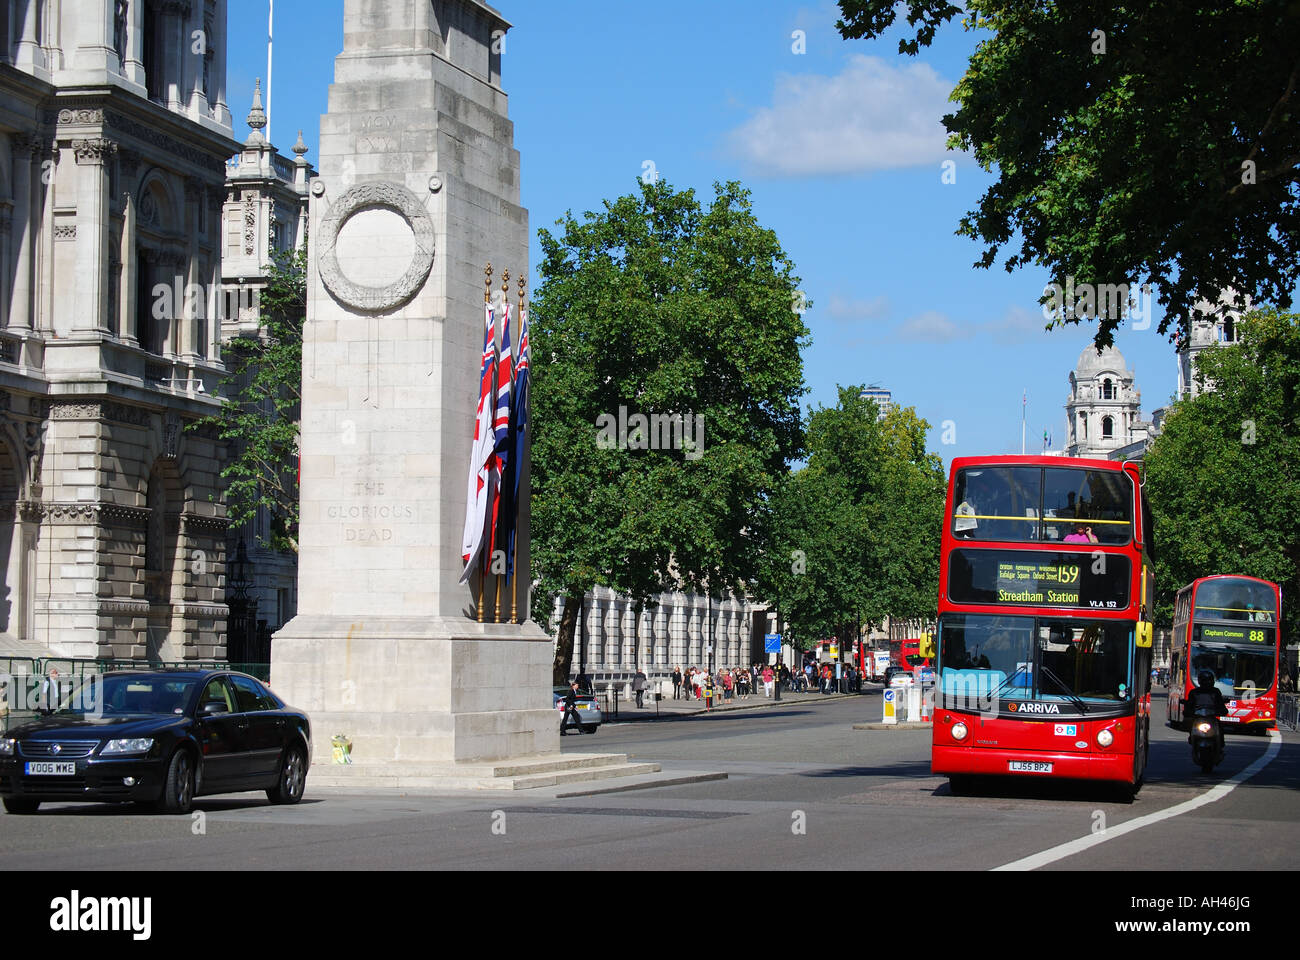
552,593,582,686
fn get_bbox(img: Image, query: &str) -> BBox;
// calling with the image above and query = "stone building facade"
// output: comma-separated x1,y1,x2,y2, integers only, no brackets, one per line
555,586,769,683
1177,291,1247,400
1,0,237,658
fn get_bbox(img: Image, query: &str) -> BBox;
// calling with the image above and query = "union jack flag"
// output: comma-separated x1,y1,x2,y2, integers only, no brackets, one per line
460,302,498,582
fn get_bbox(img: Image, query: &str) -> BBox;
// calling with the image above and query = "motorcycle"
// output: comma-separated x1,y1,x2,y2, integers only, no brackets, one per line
1188,706,1224,774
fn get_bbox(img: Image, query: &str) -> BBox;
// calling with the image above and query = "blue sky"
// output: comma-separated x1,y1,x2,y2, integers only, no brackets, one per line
228,0,1187,464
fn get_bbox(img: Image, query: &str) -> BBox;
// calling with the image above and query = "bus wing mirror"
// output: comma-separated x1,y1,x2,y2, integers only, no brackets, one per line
1136,622,1153,648
918,633,936,659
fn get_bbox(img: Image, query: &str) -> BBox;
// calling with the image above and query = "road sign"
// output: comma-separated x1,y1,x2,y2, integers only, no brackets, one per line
764,633,781,654
883,688,897,725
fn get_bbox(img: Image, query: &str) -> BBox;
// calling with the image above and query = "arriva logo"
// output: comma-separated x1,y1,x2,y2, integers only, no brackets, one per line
1007,702,1062,715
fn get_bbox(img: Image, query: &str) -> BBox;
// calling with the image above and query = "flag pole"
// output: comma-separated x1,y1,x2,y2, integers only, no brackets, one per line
511,274,526,624
494,270,510,623
1021,389,1026,455
477,263,493,623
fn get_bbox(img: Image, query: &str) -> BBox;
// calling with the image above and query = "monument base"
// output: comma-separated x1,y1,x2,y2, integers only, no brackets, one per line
270,616,559,765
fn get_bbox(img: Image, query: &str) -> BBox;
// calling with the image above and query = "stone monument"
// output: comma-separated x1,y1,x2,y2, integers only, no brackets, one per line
271,1,656,786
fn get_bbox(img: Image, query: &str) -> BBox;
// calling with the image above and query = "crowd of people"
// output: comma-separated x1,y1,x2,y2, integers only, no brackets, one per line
668,661,864,707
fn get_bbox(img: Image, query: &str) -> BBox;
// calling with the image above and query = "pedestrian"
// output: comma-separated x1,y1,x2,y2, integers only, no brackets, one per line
39,667,60,715
762,663,774,698
672,666,683,700
560,680,583,735
633,667,647,708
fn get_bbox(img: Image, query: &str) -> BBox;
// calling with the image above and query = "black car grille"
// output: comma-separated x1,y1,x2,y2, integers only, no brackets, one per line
17,740,98,759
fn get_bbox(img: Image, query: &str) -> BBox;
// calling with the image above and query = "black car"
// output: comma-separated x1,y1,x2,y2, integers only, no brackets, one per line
0,670,311,815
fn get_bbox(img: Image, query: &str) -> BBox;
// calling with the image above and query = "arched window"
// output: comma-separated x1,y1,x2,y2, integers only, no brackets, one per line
1078,412,1087,440
1101,378,1114,400
1223,317,1236,342
1102,416,1114,439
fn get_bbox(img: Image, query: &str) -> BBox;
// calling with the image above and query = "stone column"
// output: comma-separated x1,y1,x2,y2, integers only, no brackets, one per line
8,134,39,331
123,0,146,85
72,139,117,334
162,1,188,111
73,0,118,72
15,0,46,70
119,190,138,345
0,204,11,330
182,178,202,361
211,0,229,125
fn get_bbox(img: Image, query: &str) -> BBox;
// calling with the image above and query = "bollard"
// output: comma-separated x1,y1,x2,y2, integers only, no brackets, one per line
883,688,898,725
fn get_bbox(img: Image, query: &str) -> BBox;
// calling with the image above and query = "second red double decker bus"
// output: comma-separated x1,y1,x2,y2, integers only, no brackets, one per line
931,456,1156,795
1167,575,1282,731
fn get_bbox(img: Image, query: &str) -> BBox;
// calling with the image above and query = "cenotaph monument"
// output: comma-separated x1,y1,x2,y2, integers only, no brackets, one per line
271,0,655,787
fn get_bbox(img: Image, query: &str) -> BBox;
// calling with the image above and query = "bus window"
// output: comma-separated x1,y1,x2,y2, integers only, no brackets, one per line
1042,468,1132,545
952,468,1041,542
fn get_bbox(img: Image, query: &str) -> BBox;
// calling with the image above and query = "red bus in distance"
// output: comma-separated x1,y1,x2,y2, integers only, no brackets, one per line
1167,575,1281,731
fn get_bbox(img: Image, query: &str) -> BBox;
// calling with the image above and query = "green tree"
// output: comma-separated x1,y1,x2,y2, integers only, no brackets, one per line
1145,309,1300,643
757,387,945,650
836,0,1300,347
530,179,809,682
192,246,305,553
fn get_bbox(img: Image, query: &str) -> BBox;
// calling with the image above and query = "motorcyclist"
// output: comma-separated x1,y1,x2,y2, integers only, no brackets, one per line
1182,669,1228,756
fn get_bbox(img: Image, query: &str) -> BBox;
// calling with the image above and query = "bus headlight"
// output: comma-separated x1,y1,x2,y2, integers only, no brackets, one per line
1096,729,1114,748
951,722,968,741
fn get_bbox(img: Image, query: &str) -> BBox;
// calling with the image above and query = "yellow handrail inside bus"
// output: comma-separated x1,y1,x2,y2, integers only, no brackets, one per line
961,515,1130,524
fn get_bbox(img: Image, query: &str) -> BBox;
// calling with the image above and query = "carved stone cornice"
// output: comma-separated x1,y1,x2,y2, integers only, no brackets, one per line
103,110,227,177
98,600,152,615
10,133,45,158
73,138,119,165
103,402,152,427
179,513,230,535
58,108,106,127
50,400,103,420
24,501,153,529
53,224,76,240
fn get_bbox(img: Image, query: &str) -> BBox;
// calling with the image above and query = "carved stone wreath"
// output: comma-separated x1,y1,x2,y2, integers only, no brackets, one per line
317,181,435,313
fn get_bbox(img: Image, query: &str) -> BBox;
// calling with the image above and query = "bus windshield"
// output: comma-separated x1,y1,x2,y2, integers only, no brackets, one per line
951,466,1132,545
1189,644,1276,700
1194,579,1277,622
939,613,1133,704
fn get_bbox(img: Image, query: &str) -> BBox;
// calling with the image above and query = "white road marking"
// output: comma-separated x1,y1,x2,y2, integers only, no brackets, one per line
994,729,1282,871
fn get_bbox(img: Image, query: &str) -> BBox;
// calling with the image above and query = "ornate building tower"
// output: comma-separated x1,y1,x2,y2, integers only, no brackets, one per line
1065,344,1152,459
1,0,237,658
1177,290,1248,399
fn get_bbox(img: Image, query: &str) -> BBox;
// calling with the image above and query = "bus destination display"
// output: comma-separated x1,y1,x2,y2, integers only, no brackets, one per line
948,550,1130,610
1197,624,1275,645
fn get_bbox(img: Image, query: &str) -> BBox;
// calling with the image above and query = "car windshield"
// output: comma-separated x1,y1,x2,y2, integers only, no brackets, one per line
61,675,198,716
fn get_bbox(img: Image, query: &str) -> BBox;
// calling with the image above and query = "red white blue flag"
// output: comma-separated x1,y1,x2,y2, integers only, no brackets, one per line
461,301,498,582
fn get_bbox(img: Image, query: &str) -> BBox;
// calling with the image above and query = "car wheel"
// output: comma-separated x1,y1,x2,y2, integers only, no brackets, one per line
3,798,40,815
155,748,195,814
266,745,307,805
581,724,597,734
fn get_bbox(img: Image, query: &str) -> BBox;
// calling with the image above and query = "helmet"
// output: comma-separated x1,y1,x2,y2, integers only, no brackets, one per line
1197,669,1215,689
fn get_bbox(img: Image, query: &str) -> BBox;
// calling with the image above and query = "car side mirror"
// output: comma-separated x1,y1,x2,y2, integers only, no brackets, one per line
201,701,229,716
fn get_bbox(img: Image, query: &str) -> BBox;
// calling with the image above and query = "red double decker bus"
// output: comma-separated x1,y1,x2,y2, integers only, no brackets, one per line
1167,575,1282,731
932,456,1156,795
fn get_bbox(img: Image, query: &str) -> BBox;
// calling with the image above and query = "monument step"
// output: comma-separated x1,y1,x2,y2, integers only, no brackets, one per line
307,752,633,779
305,759,662,792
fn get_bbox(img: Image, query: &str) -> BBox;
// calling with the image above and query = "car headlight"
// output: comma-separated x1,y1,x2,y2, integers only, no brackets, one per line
1194,721,1213,735
1096,729,1114,748
951,722,968,741
101,738,155,756
0,739,13,757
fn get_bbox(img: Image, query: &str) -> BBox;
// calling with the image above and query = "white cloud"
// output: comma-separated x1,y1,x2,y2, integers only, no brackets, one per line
827,294,891,324
725,55,960,177
895,310,972,342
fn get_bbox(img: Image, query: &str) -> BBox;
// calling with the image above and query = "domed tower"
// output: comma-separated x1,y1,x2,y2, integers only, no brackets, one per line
1065,344,1148,458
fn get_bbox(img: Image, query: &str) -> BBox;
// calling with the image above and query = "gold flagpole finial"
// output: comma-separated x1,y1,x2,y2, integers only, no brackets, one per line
484,263,493,304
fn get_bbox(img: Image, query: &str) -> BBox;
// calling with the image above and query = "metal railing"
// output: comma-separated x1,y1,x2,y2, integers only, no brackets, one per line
1278,693,1298,731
